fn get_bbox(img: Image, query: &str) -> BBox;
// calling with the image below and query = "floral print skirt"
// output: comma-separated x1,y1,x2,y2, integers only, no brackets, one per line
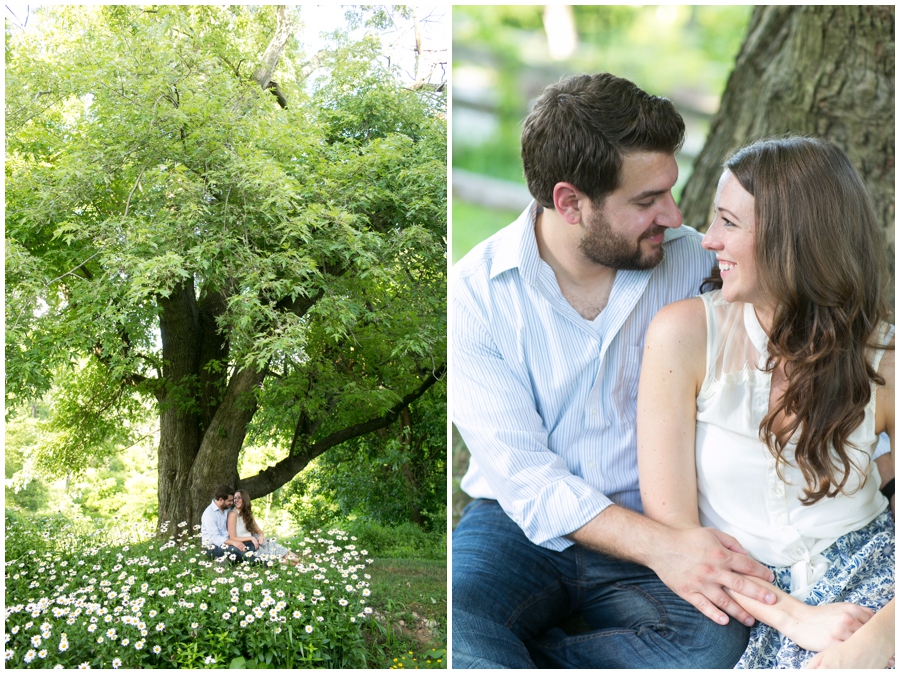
736,509,895,669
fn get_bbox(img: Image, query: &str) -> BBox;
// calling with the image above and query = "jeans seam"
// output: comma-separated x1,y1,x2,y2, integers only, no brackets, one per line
613,580,670,636
505,579,565,631
536,579,670,646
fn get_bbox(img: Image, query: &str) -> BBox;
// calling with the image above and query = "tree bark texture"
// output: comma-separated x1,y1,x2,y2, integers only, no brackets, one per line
156,280,203,531
679,5,895,285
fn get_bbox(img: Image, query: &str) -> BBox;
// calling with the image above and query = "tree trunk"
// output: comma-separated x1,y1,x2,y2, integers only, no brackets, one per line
398,407,425,526
679,5,895,288
187,366,266,525
156,280,203,532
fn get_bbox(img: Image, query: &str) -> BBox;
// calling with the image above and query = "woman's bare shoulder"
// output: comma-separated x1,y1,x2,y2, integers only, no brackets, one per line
646,297,707,347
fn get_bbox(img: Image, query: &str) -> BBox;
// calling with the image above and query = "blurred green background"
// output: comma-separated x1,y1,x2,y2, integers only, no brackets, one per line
451,4,752,263
451,5,753,526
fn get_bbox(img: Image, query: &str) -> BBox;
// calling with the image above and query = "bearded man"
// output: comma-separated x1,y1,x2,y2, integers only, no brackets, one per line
451,73,777,668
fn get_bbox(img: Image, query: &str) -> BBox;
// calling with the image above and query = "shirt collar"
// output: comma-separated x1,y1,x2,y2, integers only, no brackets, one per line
743,302,770,356
489,201,544,281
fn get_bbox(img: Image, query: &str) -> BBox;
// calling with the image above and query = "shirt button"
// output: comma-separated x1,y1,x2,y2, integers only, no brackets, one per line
774,483,785,496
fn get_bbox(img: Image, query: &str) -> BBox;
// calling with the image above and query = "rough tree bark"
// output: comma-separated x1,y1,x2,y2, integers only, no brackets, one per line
679,5,895,284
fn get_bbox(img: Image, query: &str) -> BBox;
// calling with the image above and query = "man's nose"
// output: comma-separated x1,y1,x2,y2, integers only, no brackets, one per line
656,193,682,229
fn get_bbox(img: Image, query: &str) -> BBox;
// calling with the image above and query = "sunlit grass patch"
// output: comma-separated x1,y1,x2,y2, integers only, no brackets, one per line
5,513,376,668
390,648,446,669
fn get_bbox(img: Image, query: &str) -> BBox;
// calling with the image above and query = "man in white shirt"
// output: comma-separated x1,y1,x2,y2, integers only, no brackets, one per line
452,73,777,668
200,484,257,562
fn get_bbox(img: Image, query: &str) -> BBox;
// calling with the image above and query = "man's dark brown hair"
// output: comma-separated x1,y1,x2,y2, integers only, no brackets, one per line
213,484,234,502
521,73,685,209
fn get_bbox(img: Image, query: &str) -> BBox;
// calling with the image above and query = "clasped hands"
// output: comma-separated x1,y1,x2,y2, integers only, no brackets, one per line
654,527,874,640
650,526,881,665
649,525,774,627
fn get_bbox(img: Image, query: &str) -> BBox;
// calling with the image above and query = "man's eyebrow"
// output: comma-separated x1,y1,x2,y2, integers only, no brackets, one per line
630,188,667,202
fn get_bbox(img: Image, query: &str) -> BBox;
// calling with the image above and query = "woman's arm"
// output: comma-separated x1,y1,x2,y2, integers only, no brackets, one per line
875,344,895,516
637,298,707,530
806,599,894,669
724,575,873,652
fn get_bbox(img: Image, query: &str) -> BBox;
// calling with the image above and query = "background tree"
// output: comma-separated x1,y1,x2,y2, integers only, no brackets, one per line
679,5,894,276
6,5,447,533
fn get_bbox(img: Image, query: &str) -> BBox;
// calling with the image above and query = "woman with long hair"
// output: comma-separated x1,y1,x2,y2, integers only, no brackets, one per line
228,490,299,565
637,136,894,668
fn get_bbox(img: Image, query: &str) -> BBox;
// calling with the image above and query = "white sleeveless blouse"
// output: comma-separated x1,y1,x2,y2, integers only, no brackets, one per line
234,513,255,539
695,290,891,599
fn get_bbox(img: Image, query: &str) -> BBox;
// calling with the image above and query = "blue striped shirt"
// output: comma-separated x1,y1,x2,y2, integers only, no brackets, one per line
452,201,717,551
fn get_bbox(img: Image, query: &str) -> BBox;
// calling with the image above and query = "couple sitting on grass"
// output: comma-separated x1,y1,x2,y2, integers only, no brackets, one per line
200,484,300,565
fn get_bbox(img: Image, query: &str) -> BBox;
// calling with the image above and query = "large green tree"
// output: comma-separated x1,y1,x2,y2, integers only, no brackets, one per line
6,5,447,532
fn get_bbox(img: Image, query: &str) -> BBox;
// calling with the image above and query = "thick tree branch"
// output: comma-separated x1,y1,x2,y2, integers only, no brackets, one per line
238,364,446,498
253,5,295,108
297,51,330,83
275,287,325,319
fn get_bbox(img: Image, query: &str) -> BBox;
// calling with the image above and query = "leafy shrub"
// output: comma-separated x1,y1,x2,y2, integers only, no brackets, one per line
285,492,344,534
343,520,446,560
4,513,378,668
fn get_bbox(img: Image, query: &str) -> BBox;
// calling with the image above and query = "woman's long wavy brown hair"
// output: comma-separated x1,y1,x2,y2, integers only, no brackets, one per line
236,489,261,535
723,137,891,504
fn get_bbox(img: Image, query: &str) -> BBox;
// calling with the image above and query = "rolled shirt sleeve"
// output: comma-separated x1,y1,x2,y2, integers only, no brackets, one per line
453,295,613,547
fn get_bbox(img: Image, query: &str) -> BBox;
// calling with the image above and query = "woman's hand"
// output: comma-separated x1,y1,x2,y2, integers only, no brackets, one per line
226,539,247,552
805,639,893,669
257,533,266,546
805,599,895,669
785,601,873,653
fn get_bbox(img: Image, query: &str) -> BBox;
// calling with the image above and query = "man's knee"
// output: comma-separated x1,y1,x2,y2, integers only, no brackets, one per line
452,608,536,669
667,615,750,668
697,619,750,668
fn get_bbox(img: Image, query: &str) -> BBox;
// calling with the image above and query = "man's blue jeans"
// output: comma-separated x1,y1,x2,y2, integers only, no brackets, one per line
206,540,258,564
453,500,750,668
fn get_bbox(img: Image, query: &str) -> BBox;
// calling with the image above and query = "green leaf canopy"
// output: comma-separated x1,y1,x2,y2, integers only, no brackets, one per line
6,5,447,526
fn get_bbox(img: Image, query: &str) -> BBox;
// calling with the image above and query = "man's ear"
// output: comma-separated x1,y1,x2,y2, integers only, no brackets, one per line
552,182,584,225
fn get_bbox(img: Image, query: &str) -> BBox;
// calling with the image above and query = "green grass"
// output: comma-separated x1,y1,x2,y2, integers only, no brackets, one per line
451,198,522,263
361,558,447,668
342,519,446,561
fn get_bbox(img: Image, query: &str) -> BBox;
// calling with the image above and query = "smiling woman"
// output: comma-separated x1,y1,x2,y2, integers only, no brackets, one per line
638,136,895,669
701,169,760,307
